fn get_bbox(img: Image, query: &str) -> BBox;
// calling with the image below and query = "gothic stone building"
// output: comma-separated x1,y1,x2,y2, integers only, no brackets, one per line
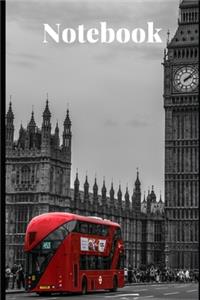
5,100,165,268
6,100,72,265
163,0,199,270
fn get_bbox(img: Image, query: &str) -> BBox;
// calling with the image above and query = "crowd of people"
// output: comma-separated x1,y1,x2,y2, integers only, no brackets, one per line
5,262,199,290
125,265,199,284
5,264,25,290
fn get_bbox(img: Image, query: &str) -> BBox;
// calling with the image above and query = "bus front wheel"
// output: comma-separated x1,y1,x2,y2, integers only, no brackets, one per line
82,277,87,295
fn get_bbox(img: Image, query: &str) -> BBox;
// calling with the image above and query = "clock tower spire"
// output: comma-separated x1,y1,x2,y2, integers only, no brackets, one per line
163,0,199,270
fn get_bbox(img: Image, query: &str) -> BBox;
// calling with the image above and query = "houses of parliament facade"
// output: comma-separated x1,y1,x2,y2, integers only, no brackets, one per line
6,0,199,271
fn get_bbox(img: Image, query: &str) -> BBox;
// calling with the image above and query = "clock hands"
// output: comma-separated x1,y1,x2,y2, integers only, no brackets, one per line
183,70,196,82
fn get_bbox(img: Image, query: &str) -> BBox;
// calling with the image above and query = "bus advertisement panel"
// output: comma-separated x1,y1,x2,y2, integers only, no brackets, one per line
24,212,125,295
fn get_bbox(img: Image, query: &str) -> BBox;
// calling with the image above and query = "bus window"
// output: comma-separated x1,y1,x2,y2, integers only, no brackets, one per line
63,220,77,233
80,255,111,270
101,225,108,236
79,222,88,234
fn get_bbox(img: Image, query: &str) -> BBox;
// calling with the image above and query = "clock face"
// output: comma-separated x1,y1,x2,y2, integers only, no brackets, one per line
173,66,199,93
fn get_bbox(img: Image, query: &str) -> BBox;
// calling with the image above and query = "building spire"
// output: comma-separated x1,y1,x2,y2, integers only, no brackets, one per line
28,109,36,128
7,99,14,120
167,29,170,45
43,98,51,118
159,191,163,203
135,168,141,189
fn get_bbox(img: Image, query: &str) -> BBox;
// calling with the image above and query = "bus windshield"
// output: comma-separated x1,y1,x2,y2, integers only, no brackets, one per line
26,220,77,276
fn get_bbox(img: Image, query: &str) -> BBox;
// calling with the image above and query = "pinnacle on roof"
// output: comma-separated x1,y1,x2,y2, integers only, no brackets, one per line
159,192,163,203
64,109,71,127
110,181,114,194
93,177,98,190
150,185,156,202
43,99,51,118
28,110,36,128
117,184,122,198
135,168,141,187
125,186,130,200
7,101,14,119
74,171,79,186
101,178,107,194
84,175,89,188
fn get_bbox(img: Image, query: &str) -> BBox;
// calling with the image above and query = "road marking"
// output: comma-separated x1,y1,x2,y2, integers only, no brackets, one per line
105,294,139,298
134,289,147,292
155,287,168,290
187,289,198,293
177,285,187,288
164,292,179,295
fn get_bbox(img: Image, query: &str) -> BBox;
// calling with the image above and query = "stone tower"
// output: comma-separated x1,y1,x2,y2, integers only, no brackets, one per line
163,0,199,269
5,99,72,266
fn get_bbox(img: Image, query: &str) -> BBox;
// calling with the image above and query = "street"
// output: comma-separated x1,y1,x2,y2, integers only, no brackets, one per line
6,283,198,300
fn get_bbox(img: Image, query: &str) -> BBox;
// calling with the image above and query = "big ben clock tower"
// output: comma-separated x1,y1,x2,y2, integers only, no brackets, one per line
163,0,199,270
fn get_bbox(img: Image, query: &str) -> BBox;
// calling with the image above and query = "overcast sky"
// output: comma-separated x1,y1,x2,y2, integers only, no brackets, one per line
6,0,179,200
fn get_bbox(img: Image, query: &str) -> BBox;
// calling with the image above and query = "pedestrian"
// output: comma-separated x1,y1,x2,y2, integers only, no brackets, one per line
185,269,190,282
11,263,18,289
17,264,25,289
5,265,11,290
155,269,160,283
128,265,133,283
150,266,155,282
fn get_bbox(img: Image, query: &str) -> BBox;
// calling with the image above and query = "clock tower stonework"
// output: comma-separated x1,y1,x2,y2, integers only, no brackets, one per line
163,0,199,269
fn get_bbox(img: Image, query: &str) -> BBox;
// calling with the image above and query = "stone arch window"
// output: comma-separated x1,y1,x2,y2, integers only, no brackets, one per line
31,166,35,184
182,222,185,242
190,225,193,242
182,49,185,58
21,165,31,184
190,48,193,58
194,48,197,57
191,12,194,22
16,170,20,184
174,50,177,58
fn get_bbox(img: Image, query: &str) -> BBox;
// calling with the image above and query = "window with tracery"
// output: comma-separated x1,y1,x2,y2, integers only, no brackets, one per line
21,165,31,184
16,205,30,234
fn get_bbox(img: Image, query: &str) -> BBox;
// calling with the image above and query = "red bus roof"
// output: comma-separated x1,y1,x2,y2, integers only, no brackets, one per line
24,212,120,251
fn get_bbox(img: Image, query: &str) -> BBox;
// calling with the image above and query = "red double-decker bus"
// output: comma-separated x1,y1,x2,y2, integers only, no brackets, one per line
24,212,125,295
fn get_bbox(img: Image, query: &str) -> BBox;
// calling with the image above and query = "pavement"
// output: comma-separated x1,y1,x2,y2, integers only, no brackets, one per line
6,281,197,294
